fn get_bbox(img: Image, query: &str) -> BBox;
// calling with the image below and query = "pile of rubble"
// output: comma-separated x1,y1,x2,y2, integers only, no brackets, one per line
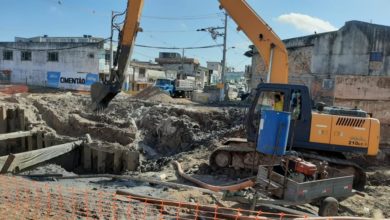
133,86,175,103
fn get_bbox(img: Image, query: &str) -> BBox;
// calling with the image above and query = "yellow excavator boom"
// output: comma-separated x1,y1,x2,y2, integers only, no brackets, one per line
219,0,289,84
91,0,288,110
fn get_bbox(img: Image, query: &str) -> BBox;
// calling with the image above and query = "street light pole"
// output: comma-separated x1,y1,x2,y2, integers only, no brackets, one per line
220,12,228,101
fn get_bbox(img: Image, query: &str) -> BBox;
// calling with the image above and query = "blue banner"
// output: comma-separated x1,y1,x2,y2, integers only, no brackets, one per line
47,71,61,88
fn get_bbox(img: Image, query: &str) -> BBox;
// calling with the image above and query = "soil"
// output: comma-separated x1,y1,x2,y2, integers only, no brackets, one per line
0,90,389,218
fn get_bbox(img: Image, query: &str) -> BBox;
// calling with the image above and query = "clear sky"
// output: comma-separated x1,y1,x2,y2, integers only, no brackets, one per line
0,0,389,71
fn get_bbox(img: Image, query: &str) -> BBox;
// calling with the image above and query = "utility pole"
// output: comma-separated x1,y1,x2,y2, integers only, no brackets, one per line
180,48,185,79
196,12,228,101
220,12,228,101
109,11,114,81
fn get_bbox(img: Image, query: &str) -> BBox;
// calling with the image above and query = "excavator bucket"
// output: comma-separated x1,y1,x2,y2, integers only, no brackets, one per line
90,82,121,111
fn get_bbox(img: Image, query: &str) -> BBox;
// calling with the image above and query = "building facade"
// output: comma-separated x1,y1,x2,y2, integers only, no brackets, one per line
155,52,200,77
0,36,103,90
206,61,222,85
125,61,165,91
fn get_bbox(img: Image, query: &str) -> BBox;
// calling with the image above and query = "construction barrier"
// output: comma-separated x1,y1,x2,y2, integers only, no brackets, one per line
0,175,373,220
0,175,305,219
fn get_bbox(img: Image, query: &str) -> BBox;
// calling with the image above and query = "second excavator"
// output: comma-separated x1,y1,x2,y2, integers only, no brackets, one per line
90,0,380,190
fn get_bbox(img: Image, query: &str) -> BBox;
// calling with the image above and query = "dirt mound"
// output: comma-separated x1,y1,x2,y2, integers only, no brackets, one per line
367,169,390,186
340,185,390,218
133,87,175,103
138,105,245,155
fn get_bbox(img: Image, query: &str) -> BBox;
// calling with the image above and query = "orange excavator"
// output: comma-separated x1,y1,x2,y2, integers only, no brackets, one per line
90,0,380,190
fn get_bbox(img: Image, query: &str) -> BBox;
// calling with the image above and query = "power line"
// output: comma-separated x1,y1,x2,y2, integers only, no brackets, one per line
135,44,223,50
142,13,224,20
142,30,197,33
0,38,110,51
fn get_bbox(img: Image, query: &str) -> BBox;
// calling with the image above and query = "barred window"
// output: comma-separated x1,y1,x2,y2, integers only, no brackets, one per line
48,52,59,62
21,51,32,61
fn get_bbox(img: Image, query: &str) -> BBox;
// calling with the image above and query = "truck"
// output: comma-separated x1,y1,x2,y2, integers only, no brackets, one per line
154,78,195,98
91,0,380,191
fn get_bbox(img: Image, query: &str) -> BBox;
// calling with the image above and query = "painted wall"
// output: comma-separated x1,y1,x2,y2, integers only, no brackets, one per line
0,42,102,90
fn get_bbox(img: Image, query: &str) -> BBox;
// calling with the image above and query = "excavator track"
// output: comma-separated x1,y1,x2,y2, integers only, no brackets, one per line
209,142,366,191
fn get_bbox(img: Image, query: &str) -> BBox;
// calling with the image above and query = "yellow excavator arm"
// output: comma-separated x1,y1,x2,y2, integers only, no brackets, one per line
91,0,144,110
114,0,144,83
219,0,288,84
91,0,288,110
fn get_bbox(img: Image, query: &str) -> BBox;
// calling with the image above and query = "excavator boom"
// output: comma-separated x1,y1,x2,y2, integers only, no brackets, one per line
91,0,288,110
91,0,144,110
219,0,288,84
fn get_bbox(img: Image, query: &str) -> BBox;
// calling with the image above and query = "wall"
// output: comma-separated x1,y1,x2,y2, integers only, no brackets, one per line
160,63,197,76
312,21,390,76
249,21,390,90
334,76,390,144
0,42,102,90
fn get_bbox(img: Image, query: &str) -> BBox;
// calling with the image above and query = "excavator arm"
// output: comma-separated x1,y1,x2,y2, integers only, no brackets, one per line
91,0,144,110
91,0,288,110
219,0,288,84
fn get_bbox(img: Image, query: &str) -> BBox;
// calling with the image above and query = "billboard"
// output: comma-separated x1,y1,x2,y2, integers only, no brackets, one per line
46,71,99,91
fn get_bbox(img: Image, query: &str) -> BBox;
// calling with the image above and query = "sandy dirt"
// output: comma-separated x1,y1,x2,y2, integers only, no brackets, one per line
1,90,389,218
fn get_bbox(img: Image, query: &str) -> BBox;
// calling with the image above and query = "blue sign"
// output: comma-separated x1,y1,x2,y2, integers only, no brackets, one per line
47,71,61,88
85,73,99,85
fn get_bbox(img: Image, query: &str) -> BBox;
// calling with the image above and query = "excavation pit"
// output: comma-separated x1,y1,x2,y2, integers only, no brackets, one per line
0,106,139,174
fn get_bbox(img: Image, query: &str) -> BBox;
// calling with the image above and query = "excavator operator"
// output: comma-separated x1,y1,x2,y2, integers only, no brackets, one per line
273,94,284,111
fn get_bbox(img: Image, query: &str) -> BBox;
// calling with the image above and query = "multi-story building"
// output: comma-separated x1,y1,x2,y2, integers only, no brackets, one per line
0,35,103,90
125,61,165,91
155,52,210,88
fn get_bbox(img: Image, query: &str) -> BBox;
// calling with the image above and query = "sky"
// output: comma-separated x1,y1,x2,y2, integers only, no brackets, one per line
0,0,389,71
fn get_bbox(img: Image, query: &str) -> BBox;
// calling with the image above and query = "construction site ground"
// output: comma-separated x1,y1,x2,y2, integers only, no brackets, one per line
0,86,389,218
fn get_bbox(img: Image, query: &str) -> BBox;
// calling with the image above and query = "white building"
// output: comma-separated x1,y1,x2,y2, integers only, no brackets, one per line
206,61,222,84
0,36,168,92
125,61,165,91
0,36,103,91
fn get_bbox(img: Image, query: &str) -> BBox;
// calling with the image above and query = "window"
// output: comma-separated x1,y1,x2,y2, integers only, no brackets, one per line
105,51,116,65
3,50,13,60
290,90,302,120
369,52,383,62
21,51,32,61
139,68,146,78
252,91,284,128
255,91,284,113
48,52,59,62
88,53,94,59
105,52,110,64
